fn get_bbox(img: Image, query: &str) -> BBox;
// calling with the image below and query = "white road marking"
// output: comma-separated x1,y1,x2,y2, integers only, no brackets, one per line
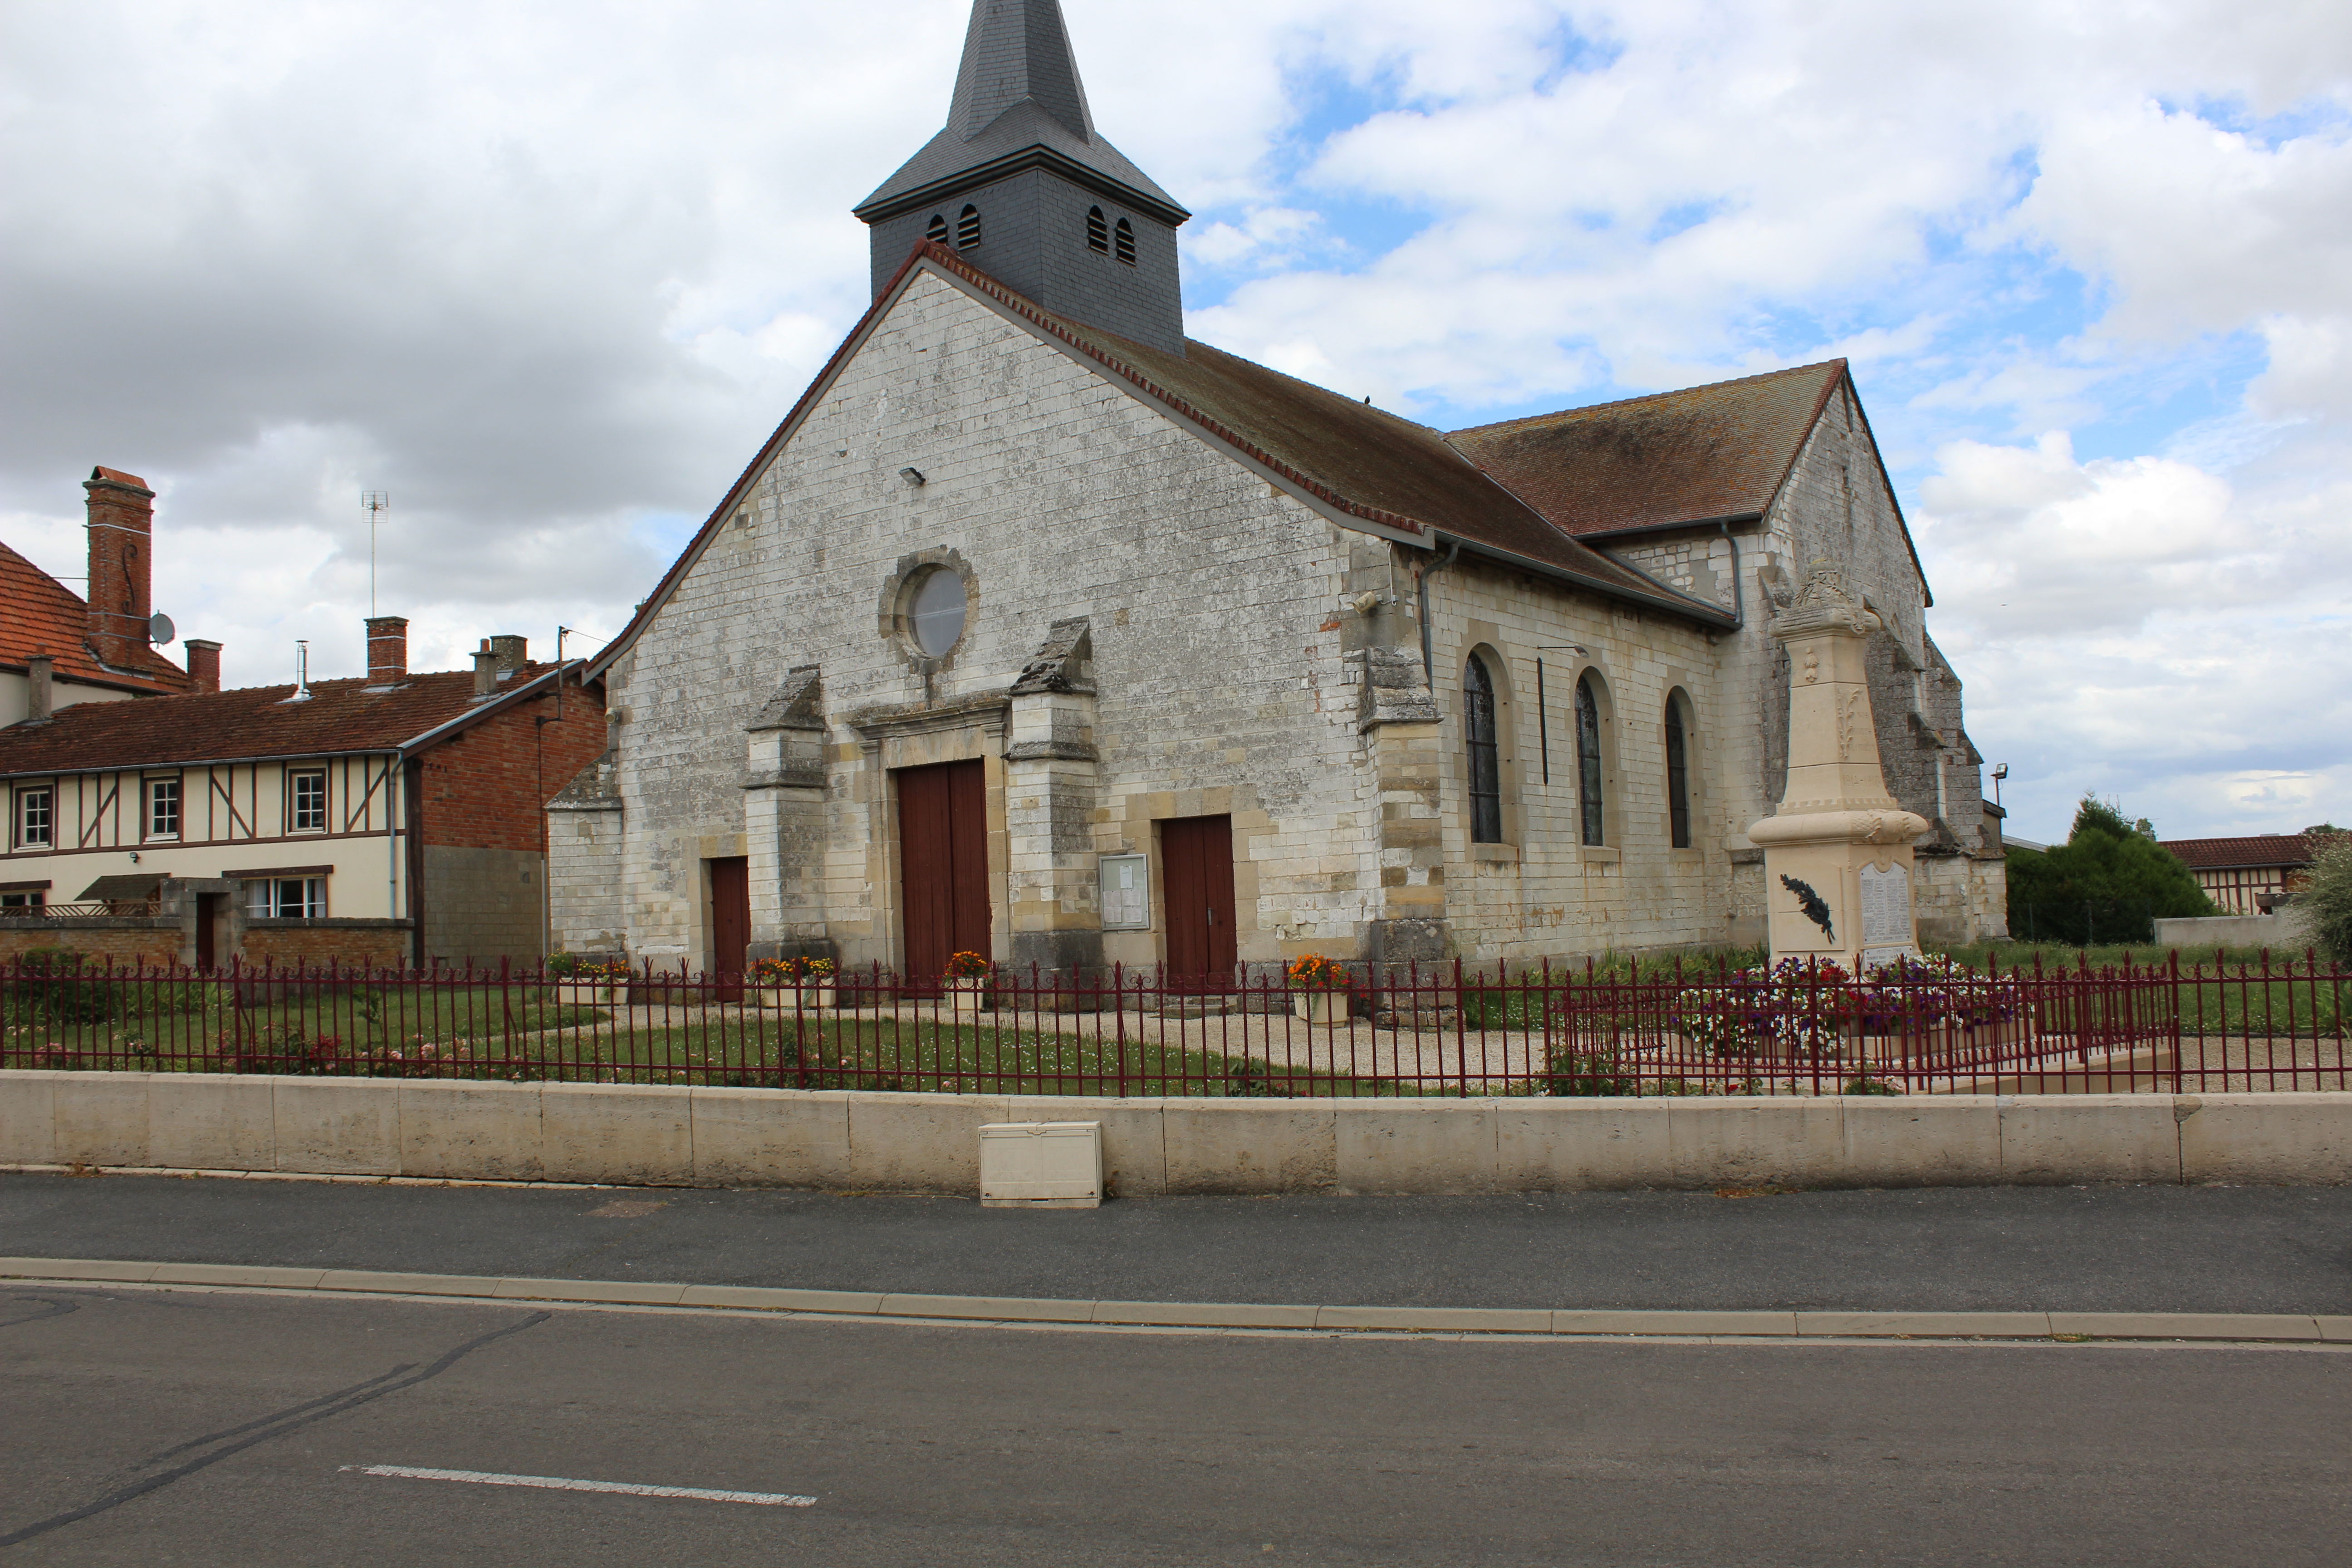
344,1464,815,1506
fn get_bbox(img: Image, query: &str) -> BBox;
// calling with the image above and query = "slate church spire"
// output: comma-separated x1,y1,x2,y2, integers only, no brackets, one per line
854,0,1191,354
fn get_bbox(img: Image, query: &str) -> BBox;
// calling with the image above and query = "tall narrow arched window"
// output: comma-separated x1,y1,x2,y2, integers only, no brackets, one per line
1665,696,1692,849
1575,675,1605,846
1114,217,1136,265
956,205,982,250
1465,654,1501,844
925,213,949,245
1087,206,1109,253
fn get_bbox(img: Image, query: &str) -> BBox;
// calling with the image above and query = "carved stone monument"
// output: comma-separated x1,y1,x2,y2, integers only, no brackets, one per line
1748,564,1929,967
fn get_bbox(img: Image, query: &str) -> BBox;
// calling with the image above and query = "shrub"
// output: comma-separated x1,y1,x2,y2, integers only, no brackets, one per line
2300,830,2352,965
1544,1047,1640,1097
2006,796,2214,946
7,947,113,1024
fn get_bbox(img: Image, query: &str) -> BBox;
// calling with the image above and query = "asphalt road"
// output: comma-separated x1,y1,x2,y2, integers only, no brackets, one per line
4,1282,2347,1566
5,1171,2350,1313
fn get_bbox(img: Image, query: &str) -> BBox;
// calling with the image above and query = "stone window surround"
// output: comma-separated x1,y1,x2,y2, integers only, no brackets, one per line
1451,626,1524,857
1562,657,1624,860
877,547,980,678
1661,682,1707,862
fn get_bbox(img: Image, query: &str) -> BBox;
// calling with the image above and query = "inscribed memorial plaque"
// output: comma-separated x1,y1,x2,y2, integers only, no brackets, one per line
1858,862,1912,954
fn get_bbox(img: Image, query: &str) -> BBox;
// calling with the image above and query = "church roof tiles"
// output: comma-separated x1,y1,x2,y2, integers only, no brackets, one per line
1446,361,1848,537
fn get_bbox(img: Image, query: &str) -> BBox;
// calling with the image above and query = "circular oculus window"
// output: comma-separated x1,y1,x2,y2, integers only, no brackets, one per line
908,568,967,657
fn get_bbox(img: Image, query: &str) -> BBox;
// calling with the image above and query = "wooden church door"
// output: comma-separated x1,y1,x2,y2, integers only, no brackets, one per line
897,760,990,984
707,856,750,998
1161,815,1236,989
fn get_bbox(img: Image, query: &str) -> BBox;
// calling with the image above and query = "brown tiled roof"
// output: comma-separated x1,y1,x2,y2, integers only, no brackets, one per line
0,539,194,695
1446,362,1846,537
586,241,1730,676
2160,835,2316,871
0,664,562,779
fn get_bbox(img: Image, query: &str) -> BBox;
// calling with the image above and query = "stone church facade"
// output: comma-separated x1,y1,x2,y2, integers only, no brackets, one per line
550,0,2006,980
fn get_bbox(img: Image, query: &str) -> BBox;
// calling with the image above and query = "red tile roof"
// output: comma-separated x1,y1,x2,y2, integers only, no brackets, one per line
2160,835,2317,871
0,539,194,695
1446,362,1847,537
0,664,564,778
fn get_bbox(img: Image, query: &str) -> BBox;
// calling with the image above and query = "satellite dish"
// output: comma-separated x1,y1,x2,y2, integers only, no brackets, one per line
147,612,176,646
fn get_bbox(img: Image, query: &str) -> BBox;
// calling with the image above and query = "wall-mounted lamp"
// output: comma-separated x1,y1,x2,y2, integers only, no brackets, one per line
1536,644,1589,657
898,467,926,487
1991,762,2009,808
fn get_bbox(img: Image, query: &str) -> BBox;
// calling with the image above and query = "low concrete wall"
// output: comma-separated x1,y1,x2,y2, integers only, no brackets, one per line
3,1073,2347,1191
2154,911,2314,951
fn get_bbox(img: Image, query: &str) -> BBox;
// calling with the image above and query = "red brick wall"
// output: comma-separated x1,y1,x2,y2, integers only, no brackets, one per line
83,471,155,669
0,925,179,968
419,679,607,853
243,925,409,968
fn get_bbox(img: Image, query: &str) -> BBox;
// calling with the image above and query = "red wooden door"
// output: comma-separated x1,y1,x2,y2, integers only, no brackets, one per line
1161,815,1236,988
897,760,990,984
708,856,750,998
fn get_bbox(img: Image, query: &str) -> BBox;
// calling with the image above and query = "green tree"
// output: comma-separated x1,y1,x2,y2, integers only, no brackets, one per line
2299,830,2352,965
2005,796,2215,946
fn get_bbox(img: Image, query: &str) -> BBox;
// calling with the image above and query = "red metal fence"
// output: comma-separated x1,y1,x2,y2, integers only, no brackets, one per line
1,950,2343,1098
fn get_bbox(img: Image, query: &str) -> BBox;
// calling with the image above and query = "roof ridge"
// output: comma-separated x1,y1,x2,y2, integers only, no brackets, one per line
1447,358,1848,438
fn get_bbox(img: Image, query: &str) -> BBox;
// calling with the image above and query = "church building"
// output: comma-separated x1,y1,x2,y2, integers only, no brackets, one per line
549,0,2007,980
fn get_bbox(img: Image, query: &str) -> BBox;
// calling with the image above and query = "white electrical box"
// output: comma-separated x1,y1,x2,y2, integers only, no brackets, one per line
978,1121,1103,1208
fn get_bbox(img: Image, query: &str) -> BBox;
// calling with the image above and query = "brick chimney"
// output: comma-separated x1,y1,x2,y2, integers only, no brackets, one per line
183,639,221,693
472,645,500,699
26,655,53,721
487,634,528,673
84,467,155,669
366,617,409,682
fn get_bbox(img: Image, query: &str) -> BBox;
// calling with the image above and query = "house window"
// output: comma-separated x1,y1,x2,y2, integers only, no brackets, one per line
1575,676,1606,846
146,777,181,840
956,204,982,249
926,213,948,244
1087,206,1109,253
1665,697,1692,849
245,877,325,918
1464,653,1502,844
290,770,328,832
15,787,51,848
1114,217,1135,265
0,889,44,911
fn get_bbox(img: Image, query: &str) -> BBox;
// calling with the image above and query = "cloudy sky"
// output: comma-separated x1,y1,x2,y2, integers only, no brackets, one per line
3,0,2347,845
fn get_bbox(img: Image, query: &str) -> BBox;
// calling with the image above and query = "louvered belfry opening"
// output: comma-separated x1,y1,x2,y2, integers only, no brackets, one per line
1087,206,1108,252
1113,216,1135,265
926,213,949,244
956,205,982,249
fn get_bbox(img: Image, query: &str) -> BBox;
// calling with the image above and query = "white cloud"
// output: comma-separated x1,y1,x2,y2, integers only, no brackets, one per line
0,0,2346,835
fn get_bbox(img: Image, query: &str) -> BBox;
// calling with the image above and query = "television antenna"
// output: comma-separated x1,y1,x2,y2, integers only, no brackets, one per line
361,490,390,615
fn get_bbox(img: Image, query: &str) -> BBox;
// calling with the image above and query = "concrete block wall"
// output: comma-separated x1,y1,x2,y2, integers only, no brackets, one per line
7,1072,2348,1193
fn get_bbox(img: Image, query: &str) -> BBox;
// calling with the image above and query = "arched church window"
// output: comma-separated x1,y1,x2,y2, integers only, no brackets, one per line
1576,675,1606,846
1665,695,1692,849
1114,217,1136,265
926,213,949,245
1465,654,1501,844
1087,207,1109,253
957,205,982,250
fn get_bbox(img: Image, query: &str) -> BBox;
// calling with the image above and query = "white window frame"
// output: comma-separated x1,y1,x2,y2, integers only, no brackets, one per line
145,775,181,842
15,785,52,849
245,876,326,919
289,769,328,833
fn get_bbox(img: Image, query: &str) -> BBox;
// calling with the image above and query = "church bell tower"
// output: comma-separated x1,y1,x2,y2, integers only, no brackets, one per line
853,0,1191,355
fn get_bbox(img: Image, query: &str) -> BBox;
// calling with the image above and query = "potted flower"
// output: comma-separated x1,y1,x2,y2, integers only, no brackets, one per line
1286,953,1349,1025
944,950,990,1016
750,955,834,1010
551,954,628,1007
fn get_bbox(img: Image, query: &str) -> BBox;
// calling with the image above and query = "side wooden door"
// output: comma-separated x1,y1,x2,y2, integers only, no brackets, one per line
1161,814,1236,989
897,760,990,985
707,856,750,999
